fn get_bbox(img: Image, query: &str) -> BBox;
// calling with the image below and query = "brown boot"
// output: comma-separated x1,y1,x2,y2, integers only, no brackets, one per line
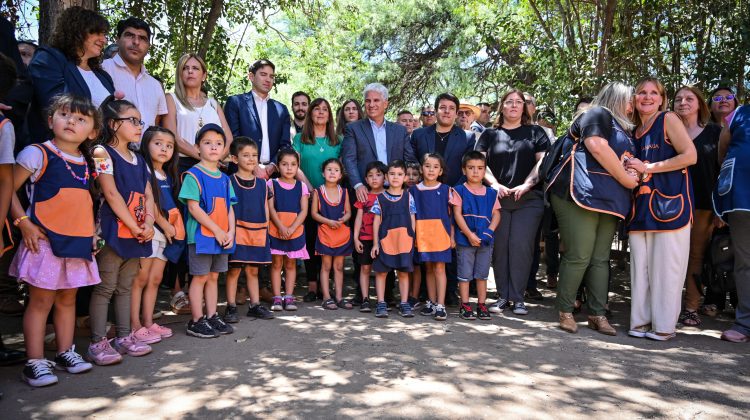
546,273,558,289
559,312,577,333
588,315,617,336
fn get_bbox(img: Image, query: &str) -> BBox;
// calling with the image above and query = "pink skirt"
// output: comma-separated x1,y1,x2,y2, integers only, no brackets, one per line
270,246,310,260
10,239,101,290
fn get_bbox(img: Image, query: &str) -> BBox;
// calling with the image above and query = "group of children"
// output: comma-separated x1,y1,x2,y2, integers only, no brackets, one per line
4,92,502,388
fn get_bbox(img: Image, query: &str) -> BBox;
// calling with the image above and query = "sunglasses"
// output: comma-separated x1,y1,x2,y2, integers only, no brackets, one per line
712,94,735,102
421,111,435,116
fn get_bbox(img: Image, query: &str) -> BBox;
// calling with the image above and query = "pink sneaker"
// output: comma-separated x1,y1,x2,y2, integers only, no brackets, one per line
147,323,173,338
113,333,152,357
86,338,123,366
133,327,162,344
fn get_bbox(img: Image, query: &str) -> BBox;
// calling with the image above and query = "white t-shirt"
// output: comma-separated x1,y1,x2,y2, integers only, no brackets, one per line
77,67,111,107
169,93,222,157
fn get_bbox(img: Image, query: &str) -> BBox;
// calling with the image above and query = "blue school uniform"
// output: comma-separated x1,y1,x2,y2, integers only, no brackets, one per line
28,143,94,260
453,183,498,247
315,186,353,256
714,105,750,222
157,175,186,263
98,145,151,259
629,112,694,232
412,183,452,263
373,191,414,273
268,179,306,252
183,166,236,255
230,175,271,264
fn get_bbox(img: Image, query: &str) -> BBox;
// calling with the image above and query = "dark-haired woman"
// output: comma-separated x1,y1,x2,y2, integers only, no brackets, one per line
709,87,739,127
293,98,342,301
335,99,363,137
475,89,549,316
27,6,114,144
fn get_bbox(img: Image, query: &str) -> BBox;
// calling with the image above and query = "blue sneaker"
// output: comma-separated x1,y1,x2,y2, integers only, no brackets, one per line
407,296,419,309
420,300,435,316
399,302,414,317
375,301,389,318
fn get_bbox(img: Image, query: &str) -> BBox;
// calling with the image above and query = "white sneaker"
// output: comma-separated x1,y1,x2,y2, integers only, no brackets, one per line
513,302,528,315
489,298,508,314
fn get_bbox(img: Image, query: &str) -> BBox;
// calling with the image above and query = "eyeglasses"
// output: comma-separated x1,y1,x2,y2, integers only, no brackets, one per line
504,100,525,106
457,110,473,116
421,111,435,116
712,94,735,102
114,117,145,127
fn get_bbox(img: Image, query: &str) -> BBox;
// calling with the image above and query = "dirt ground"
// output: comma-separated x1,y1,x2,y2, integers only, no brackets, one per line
0,262,748,419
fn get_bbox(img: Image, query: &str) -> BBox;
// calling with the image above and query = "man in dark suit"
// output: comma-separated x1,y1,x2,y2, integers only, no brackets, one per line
224,59,291,178
410,93,475,186
342,82,415,203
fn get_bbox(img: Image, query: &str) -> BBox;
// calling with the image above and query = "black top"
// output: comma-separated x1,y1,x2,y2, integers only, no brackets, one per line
475,125,549,189
434,129,451,158
690,123,722,210
550,107,614,199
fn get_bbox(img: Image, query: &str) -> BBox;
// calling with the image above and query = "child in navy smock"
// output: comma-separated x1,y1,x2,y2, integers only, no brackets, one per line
453,151,501,321
371,160,417,318
223,137,274,323
11,95,101,387
268,149,309,312
90,97,155,365
131,126,185,345
412,153,454,321
312,158,353,310
179,123,237,338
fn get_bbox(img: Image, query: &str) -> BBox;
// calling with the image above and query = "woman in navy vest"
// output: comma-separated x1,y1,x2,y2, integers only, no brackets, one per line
625,78,697,341
713,105,750,343
546,82,638,335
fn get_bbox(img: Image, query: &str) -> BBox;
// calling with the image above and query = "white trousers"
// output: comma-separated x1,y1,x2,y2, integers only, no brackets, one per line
629,227,691,333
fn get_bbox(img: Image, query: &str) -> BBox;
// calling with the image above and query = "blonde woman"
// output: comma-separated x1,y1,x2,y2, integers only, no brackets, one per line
164,53,233,173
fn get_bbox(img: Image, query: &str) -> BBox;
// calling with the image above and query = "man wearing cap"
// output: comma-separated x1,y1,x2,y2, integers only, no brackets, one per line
103,17,167,129
225,59,291,178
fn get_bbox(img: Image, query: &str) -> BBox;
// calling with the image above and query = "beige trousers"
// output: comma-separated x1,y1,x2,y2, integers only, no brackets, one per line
629,227,691,334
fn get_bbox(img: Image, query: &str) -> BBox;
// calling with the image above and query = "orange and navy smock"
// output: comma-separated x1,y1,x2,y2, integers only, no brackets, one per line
412,183,453,263
28,143,95,260
372,190,415,273
182,165,236,255
268,179,306,253
314,185,353,256
629,112,694,232
157,174,186,263
230,175,271,264
98,145,151,259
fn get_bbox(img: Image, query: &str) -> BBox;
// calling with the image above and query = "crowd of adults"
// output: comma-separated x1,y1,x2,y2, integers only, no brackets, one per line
0,7,749,363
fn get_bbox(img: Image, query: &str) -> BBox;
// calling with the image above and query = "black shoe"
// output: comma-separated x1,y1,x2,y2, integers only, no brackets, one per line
352,294,364,306
22,359,58,387
187,317,219,338
359,299,372,313
54,345,92,374
303,291,318,302
0,345,26,366
459,303,476,320
476,303,491,320
525,288,544,301
247,304,275,319
223,305,239,324
208,313,234,334
445,293,459,307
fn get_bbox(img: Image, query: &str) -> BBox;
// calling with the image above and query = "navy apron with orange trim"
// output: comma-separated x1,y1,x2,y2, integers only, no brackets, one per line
629,112,693,231
373,191,414,272
230,175,271,263
315,186,353,256
713,105,750,222
157,175,186,263
268,179,306,252
548,113,635,220
99,145,151,258
29,143,94,260
412,184,452,263
183,166,235,255
453,183,498,247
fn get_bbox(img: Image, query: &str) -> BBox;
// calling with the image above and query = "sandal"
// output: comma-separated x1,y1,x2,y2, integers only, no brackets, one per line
337,299,353,310
699,304,718,317
322,298,338,310
679,309,702,326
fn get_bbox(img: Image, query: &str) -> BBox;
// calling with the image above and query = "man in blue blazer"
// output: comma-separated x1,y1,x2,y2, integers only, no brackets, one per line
410,93,475,186
224,59,291,178
342,83,415,203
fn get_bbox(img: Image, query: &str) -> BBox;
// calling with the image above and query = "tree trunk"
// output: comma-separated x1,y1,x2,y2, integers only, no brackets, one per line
594,0,616,77
39,0,98,46
197,0,224,59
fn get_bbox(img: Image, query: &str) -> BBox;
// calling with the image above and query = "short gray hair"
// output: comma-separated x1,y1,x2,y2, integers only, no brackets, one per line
363,83,389,101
